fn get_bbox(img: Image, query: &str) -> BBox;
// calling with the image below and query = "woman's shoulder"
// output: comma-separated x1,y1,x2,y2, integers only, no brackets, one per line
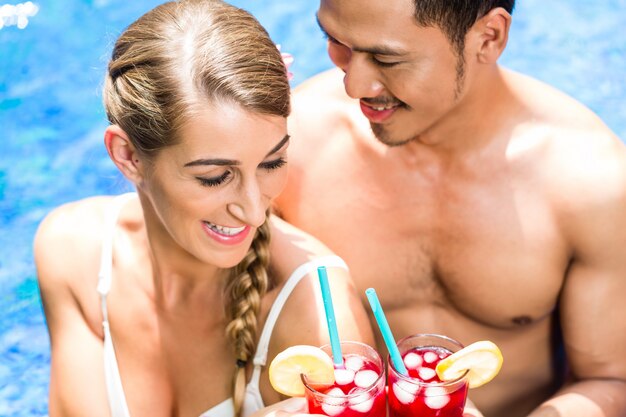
258,220,376,406
267,214,341,280
263,215,375,354
39,195,113,223
35,195,113,250
34,195,119,289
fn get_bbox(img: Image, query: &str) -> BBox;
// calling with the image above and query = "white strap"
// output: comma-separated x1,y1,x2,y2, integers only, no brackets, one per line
252,255,349,367
199,398,234,417
103,321,132,417
97,193,136,299
97,193,135,417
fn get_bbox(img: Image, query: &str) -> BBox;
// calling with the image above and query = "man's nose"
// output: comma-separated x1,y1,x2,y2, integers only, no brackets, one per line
342,54,384,99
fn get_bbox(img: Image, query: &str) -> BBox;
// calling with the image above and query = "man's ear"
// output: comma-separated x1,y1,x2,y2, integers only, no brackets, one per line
104,125,143,184
472,7,512,64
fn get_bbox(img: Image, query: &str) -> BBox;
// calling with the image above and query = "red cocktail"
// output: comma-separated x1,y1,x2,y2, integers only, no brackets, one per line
388,334,469,417
303,341,386,417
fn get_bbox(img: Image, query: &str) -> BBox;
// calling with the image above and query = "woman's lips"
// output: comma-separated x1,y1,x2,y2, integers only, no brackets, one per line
202,221,251,245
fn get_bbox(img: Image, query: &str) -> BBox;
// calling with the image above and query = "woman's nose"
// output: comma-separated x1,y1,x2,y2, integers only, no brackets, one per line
227,179,267,228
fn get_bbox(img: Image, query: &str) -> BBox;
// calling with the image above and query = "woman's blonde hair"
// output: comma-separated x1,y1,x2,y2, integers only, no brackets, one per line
103,1,290,414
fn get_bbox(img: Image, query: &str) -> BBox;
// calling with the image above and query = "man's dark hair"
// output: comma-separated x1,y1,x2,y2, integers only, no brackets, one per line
412,1,515,56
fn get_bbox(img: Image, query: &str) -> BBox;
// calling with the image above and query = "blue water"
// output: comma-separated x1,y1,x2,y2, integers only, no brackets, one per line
0,1,624,415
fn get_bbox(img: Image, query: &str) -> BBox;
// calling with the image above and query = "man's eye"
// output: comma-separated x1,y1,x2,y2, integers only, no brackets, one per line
322,32,339,44
197,171,231,187
372,56,399,68
259,157,287,171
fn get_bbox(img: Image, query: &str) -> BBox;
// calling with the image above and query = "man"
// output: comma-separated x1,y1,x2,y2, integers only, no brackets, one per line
274,0,626,416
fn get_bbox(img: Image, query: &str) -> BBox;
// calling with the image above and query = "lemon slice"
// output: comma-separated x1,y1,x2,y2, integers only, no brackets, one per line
435,340,503,389
269,345,335,397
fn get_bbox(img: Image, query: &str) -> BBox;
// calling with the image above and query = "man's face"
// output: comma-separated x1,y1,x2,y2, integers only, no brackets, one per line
318,0,467,146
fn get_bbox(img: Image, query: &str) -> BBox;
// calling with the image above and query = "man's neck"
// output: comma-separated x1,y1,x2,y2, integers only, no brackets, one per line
404,65,514,157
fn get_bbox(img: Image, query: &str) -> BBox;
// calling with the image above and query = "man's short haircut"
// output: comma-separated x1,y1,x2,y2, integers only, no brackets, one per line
412,1,515,55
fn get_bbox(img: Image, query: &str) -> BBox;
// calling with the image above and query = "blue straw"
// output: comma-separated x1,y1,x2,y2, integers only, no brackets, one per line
365,288,408,375
317,266,344,367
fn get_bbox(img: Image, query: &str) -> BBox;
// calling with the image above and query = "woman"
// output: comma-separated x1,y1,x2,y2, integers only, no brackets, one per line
33,1,374,416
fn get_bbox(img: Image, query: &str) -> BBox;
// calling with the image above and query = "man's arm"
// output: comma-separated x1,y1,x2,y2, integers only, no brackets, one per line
528,136,626,417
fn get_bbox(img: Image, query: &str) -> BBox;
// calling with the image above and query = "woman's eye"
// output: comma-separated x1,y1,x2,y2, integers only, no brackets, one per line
197,171,231,187
259,157,287,171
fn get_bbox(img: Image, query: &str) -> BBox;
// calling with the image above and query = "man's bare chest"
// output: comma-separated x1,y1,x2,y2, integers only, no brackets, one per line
285,176,569,329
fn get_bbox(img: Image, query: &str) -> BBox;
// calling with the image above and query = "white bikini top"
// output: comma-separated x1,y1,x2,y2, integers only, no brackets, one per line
96,193,348,417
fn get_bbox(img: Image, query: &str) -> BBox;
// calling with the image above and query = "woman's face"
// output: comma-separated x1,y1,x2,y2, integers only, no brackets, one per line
139,100,289,268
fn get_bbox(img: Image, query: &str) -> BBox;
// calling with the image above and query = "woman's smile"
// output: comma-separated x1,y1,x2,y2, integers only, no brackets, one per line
202,220,251,245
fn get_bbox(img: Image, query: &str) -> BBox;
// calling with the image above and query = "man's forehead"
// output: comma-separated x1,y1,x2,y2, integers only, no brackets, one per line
317,0,433,54
318,0,415,25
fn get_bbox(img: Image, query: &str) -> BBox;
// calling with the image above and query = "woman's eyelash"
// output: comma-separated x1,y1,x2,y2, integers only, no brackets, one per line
196,158,285,187
197,171,231,187
260,157,287,170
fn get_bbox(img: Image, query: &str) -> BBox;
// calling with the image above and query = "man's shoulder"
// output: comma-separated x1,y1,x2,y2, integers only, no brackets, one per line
286,69,377,182
293,67,347,104
525,121,626,216
503,68,626,188
495,69,626,224
505,68,609,132
289,68,359,151
558,129,625,189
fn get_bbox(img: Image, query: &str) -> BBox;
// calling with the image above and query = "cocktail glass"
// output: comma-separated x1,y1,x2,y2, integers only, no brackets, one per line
302,341,386,417
388,334,469,417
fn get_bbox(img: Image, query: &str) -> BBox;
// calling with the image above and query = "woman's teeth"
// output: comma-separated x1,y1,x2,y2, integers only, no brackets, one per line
204,222,246,236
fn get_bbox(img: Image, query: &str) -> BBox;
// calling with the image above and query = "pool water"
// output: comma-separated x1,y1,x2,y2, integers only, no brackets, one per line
0,1,624,415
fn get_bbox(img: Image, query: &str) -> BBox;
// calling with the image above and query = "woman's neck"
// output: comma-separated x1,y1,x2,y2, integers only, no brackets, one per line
131,191,231,316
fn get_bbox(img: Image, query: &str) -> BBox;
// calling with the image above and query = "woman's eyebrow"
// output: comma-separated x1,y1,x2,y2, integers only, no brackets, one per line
184,135,290,167
184,157,238,167
266,134,290,157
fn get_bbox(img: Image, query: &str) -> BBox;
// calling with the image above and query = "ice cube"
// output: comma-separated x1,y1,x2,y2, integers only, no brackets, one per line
354,369,379,388
418,367,436,381
349,390,374,413
345,355,365,371
403,352,423,369
334,368,356,385
322,403,346,416
392,381,419,405
423,351,439,364
424,387,450,409
322,388,347,416
324,387,345,399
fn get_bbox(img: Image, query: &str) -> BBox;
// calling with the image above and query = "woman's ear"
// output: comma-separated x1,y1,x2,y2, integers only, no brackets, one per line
104,125,143,184
472,7,512,64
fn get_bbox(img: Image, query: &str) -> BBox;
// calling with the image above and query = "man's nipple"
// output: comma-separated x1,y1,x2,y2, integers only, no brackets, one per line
512,315,533,326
